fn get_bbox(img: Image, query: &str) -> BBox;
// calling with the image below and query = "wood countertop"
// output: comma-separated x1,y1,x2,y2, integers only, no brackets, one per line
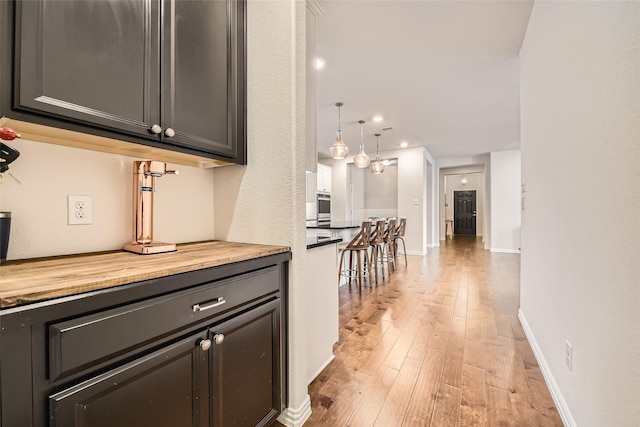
0,241,291,309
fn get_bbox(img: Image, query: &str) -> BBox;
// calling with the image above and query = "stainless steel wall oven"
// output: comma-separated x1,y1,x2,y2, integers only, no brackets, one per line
317,193,331,222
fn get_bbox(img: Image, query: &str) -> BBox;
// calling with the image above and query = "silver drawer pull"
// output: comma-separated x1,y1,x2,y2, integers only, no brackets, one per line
192,297,226,312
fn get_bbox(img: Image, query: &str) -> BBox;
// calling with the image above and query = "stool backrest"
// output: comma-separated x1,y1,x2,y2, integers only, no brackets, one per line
346,220,372,250
370,219,385,245
383,217,397,242
395,217,406,238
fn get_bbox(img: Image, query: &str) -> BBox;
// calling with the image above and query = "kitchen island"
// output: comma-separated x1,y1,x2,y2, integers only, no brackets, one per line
305,235,339,385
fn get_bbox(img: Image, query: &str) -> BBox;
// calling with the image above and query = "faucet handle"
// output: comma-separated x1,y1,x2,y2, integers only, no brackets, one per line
165,170,179,176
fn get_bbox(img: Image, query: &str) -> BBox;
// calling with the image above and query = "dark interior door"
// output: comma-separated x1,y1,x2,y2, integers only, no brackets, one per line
454,190,476,235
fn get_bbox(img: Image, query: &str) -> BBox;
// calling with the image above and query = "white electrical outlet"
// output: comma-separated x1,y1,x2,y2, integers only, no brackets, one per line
68,195,93,225
565,341,573,371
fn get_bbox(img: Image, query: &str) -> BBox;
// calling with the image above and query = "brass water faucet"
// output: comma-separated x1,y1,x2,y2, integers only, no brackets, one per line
124,161,178,254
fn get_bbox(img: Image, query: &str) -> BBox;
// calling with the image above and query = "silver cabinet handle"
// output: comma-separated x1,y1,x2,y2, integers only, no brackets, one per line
199,339,212,351
192,297,226,312
213,333,225,345
150,124,162,135
164,127,175,137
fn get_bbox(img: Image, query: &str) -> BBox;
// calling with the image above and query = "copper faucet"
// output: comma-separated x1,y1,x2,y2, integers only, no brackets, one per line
124,161,178,254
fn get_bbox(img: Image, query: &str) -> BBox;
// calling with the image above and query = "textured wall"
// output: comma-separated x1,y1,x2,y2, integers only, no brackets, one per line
520,2,640,425
213,0,310,422
0,139,214,259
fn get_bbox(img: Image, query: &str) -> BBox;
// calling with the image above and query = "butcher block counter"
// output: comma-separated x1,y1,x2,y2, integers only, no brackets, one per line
0,240,290,309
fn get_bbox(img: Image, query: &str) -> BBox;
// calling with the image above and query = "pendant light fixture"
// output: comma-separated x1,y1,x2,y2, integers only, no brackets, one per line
329,102,348,159
370,133,385,174
353,120,370,168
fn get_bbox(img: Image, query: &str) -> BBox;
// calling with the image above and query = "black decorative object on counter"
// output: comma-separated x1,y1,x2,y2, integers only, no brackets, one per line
0,212,10,261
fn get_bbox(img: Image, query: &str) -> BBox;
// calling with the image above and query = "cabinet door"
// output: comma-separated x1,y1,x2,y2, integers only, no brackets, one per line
49,331,209,427
209,299,281,427
14,0,160,137
162,0,246,163
317,164,332,193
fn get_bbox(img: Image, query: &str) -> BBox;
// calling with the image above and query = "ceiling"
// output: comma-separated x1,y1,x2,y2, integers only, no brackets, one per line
315,0,534,160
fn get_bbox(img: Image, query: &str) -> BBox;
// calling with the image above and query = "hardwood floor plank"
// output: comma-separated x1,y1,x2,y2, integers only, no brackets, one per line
401,349,445,426
374,358,422,427
441,316,466,388
459,364,486,426
358,325,402,376
314,371,375,427
453,286,469,318
485,385,513,426
346,366,398,427
306,237,561,427
384,331,415,371
431,383,462,427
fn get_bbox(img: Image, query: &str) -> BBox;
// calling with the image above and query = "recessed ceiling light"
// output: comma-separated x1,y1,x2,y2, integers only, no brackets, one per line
382,159,390,166
372,115,383,122
314,57,326,70
400,141,409,148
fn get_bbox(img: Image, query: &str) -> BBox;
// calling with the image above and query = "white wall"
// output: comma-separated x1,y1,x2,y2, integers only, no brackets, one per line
213,0,310,425
519,2,640,426
0,139,214,259
350,163,399,219
489,150,521,253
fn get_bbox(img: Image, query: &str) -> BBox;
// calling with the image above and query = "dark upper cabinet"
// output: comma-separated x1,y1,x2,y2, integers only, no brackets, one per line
4,0,246,164
15,0,160,138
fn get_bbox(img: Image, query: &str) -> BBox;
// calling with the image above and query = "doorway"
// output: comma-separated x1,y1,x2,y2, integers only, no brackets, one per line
454,190,476,235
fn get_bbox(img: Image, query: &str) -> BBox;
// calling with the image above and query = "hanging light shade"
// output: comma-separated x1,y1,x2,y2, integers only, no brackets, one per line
370,133,385,174
329,102,348,160
353,120,370,168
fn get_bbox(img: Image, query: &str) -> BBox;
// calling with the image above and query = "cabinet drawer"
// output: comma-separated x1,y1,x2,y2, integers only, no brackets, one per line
49,266,279,382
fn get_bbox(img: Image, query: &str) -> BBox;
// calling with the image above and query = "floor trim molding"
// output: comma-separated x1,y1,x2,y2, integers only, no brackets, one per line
490,247,521,254
277,394,312,427
518,309,577,427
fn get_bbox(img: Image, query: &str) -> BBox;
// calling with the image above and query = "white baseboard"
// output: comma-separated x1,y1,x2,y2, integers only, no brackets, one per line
490,247,521,254
518,309,577,427
277,394,312,427
405,250,426,256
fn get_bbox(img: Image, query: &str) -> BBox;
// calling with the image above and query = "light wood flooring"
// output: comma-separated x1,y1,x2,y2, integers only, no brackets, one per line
301,236,562,426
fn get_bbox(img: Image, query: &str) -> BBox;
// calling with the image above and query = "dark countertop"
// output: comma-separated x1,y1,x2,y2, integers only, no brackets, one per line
306,235,343,250
306,220,361,230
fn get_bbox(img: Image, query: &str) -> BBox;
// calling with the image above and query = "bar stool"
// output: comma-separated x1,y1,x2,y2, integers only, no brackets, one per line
338,220,372,289
394,217,407,266
368,218,386,283
381,217,397,274
445,219,453,239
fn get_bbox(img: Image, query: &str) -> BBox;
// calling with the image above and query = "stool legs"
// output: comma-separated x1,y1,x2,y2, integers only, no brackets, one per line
338,248,370,290
394,237,407,266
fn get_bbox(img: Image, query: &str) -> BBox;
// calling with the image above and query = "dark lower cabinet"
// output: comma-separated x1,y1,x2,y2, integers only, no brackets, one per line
49,331,210,427
0,252,289,427
210,300,281,427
